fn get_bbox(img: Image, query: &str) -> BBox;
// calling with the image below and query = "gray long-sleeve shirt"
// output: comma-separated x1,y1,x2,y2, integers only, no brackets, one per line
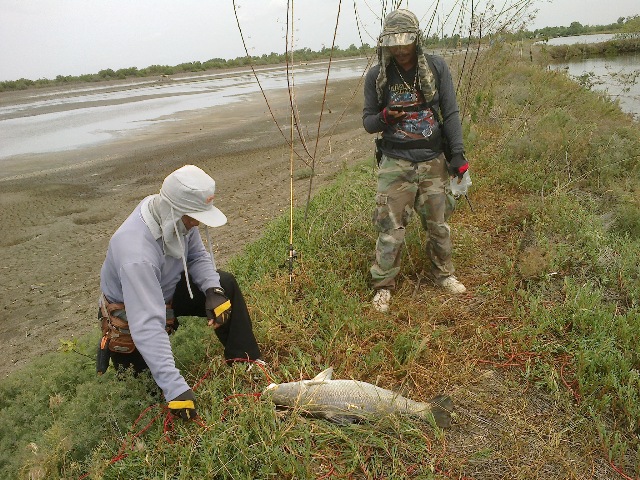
100,198,221,401
362,54,464,162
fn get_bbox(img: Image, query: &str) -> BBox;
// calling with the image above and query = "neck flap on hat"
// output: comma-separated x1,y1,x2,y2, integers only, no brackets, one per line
142,194,197,299
144,195,187,259
375,33,437,106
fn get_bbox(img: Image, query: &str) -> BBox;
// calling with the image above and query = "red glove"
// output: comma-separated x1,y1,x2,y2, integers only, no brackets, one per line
447,153,469,180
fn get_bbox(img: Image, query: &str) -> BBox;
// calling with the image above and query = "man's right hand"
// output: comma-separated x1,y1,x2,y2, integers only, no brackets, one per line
381,107,406,125
205,287,231,328
168,388,197,420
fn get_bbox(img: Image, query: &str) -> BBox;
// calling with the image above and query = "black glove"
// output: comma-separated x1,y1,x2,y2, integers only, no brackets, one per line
168,388,197,421
447,153,469,180
205,287,231,329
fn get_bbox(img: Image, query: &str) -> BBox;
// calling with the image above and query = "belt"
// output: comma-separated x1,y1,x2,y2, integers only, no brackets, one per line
381,137,440,150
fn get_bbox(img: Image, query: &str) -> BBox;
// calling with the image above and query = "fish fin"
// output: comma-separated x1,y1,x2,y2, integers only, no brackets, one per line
323,413,357,425
307,367,333,385
429,394,453,429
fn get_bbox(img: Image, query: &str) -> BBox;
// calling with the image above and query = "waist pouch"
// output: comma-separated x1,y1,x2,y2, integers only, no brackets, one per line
375,138,383,165
100,294,177,354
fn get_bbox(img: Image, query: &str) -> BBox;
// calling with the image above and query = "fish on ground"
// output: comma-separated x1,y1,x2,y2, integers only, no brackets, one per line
263,367,452,428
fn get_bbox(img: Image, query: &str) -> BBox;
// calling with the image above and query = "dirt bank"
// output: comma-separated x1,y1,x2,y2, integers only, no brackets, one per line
0,74,374,377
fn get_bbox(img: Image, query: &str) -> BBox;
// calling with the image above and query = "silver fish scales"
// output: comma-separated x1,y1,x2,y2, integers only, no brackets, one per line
264,367,452,428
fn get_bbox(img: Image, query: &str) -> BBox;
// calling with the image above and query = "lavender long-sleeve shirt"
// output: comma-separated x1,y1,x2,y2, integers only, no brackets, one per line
100,198,220,401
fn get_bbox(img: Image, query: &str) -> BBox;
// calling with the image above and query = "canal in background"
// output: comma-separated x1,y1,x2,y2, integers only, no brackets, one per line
546,34,640,119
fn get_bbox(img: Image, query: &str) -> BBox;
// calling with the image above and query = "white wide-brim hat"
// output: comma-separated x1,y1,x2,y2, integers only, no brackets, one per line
160,165,227,227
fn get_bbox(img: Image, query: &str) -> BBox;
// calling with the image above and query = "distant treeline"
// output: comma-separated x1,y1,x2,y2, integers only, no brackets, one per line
0,44,372,93
2,15,638,93
421,14,640,48
525,15,638,41
525,15,640,60
544,37,640,60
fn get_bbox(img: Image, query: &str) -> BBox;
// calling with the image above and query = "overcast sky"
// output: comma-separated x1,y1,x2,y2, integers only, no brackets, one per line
0,0,637,82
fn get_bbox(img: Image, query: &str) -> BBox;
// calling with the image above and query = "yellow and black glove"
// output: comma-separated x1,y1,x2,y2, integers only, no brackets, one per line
205,287,231,329
168,388,197,421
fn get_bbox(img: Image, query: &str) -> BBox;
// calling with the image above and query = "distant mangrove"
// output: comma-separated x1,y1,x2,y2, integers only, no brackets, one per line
2,15,638,92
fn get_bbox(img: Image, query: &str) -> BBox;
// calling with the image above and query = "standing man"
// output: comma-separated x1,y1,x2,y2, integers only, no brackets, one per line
98,164,263,420
363,9,469,313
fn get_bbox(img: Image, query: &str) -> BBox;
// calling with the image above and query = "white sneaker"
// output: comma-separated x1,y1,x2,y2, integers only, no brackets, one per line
437,276,467,294
247,358,267,372
372,289,391,312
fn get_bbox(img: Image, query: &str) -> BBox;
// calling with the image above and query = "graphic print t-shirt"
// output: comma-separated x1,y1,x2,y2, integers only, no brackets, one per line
386,63,440,144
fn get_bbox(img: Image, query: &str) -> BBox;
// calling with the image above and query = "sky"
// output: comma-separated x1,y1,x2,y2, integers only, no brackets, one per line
0,0,637,82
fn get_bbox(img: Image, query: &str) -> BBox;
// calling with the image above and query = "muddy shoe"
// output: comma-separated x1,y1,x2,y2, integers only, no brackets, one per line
372,289,391,312
437,276,467,294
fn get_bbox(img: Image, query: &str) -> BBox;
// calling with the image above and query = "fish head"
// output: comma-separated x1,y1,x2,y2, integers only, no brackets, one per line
262,380,301,399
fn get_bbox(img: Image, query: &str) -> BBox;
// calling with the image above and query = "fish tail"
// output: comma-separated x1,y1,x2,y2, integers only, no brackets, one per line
428,395,453,429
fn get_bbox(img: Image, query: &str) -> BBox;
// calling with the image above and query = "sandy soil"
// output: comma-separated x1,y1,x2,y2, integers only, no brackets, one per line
0,74,373,377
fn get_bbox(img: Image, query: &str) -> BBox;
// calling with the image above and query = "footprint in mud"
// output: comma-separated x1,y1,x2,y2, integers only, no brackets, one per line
0,234,40,248
55,207,88,217
72,213,113,225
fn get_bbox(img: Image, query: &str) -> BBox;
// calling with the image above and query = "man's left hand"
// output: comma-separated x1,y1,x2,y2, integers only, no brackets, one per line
205,287,231,328
447,153,469,180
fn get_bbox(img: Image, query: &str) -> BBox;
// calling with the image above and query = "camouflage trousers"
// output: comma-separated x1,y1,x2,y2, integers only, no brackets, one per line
371,153,456,290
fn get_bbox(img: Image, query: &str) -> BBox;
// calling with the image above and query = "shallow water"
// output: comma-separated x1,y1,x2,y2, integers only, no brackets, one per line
0,58,371,159
3,47,636,164
543,33,617,46
540,33,640,118
551,53,640,119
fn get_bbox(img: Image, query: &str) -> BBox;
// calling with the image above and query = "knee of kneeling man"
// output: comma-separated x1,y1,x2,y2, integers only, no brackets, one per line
218,270,238,292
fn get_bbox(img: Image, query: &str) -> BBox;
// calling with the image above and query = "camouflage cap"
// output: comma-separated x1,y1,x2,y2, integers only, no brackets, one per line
379,9,420,47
